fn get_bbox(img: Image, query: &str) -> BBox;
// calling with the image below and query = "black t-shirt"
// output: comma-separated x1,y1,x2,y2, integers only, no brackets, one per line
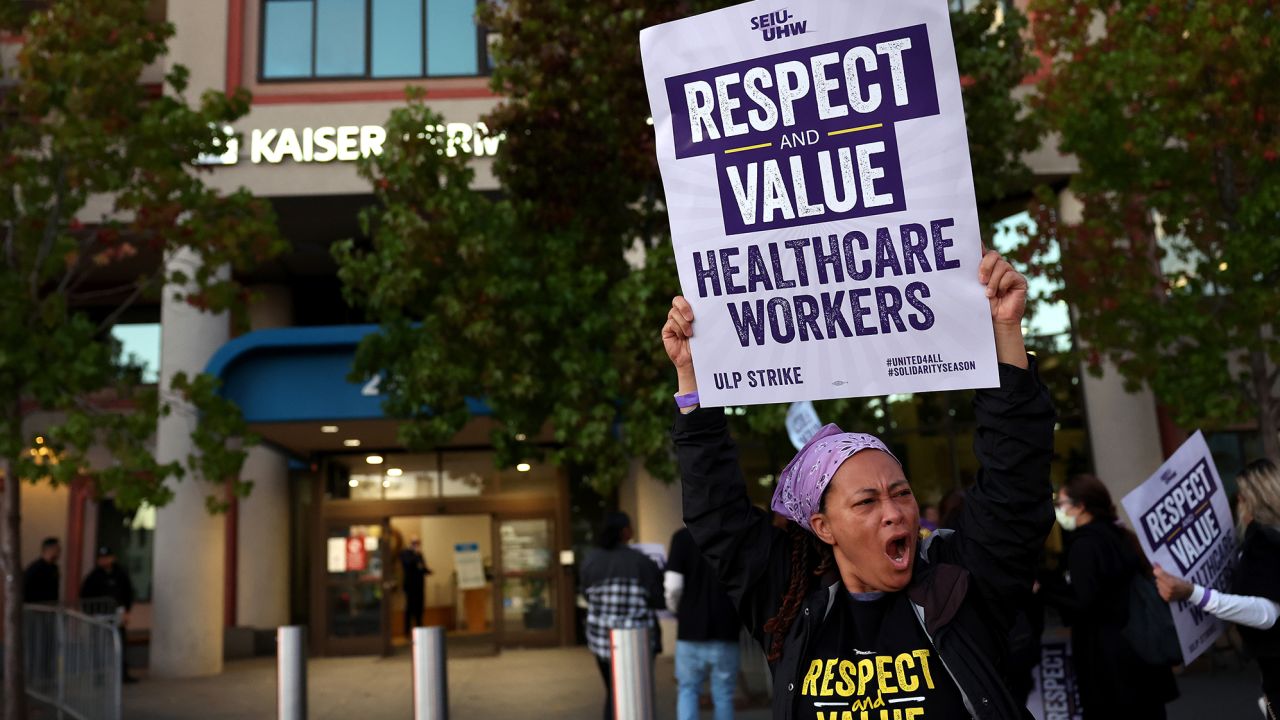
667,528,741,642
795,591,970,719
23,559,59,604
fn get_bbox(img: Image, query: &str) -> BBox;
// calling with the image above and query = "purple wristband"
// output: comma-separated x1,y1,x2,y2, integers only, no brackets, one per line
1197,587,1213,610
674,391,700,409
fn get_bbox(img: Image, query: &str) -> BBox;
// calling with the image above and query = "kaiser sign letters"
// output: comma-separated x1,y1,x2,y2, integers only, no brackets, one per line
642,0,998,406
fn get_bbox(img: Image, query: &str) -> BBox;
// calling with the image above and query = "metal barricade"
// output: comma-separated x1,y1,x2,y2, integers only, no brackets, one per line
23,604,122,720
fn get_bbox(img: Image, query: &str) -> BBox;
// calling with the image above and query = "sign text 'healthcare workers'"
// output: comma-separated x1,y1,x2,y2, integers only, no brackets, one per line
642,0,998,406
1121,431,1236,665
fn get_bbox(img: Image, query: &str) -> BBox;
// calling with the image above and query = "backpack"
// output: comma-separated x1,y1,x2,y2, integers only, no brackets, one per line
1122,574,1183,666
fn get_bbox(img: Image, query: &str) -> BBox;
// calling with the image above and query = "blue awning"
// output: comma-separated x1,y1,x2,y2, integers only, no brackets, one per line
204,324,488,424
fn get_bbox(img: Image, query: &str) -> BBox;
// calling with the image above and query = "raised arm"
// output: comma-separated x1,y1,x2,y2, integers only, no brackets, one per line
665,297,791,643
933,251,1056,623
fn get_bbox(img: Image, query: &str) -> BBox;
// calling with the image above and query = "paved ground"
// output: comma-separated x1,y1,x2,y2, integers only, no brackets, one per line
120,648,769,720
106,646,1264,720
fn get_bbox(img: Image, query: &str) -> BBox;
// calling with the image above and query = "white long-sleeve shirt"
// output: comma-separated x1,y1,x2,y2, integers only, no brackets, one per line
663,570,684,614
1190,584,1280,630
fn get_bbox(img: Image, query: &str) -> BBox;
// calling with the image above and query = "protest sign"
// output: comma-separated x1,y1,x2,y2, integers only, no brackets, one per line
632,542,674,619
785,400,823,449
1121,431,1236,665
641,0,999,406
1025,640,1083,720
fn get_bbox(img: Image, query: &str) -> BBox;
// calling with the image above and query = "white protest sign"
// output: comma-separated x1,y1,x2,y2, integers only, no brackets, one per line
631,542,667,571
786,400,823,450
1120,431,1236,665
454,542,487,591
641,0,998,407
1025,640,1083,720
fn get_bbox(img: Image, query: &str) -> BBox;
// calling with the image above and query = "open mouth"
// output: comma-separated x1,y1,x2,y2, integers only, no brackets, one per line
884,533,912,571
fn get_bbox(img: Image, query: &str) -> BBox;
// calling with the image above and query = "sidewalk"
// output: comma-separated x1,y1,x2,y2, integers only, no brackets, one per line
122,647,771,720
117,646,1261,719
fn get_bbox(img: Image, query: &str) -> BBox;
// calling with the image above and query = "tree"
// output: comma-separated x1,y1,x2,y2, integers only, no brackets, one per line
1023,0,1280,460
335,0,1042,492
0,1,283,716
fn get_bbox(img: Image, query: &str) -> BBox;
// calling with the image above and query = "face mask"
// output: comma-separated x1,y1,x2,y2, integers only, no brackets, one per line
1055,506,1077,532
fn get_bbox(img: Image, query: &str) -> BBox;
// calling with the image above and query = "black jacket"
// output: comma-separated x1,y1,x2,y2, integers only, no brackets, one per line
1043,521,1178,715
673,360,1055,720
23,558,60,604
1232,522,1280,658
81,564,134,611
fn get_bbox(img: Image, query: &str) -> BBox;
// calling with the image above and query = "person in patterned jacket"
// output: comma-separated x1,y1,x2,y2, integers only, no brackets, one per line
580,511,664,720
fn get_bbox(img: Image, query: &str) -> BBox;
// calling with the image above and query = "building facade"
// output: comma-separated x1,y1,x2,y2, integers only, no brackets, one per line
11,0,1267,680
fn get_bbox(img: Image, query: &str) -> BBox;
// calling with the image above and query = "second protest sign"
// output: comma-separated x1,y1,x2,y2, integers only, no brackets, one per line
1121,431,1236,665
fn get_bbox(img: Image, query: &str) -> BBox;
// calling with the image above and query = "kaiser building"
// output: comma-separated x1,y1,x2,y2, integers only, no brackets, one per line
8,0,1266,679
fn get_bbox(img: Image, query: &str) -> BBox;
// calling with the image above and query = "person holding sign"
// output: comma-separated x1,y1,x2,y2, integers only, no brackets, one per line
665,250,1054,720
1153,459,1280,719
1042,474,1179,719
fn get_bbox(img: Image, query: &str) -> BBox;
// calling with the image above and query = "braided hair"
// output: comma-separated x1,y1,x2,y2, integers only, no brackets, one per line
762,520,835,663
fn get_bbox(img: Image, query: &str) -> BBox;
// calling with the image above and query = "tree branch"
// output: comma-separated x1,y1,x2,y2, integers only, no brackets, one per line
30,158,66,298
70,279,145,303
52,232,100,298
93,274,161,335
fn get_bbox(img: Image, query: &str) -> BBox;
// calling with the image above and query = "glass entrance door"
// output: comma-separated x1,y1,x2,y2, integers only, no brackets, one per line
496,516,558,645
387,514,497,656
323,521,390,655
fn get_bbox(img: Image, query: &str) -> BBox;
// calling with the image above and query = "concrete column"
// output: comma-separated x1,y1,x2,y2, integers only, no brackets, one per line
1059,189,1165,516
150,249,229,678
1078,363,1166,513
236,448,290,629
630,462,683,551
236,284,293,629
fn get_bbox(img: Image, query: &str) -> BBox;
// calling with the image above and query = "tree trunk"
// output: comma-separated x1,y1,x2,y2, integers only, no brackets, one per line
1,447,27,720
1252,349,1280,463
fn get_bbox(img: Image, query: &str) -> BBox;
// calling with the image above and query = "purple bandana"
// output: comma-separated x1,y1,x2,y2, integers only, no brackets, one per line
770,424,901,533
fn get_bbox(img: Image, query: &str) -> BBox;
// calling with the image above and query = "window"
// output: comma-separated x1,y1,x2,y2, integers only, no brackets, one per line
261,0,483,80
110,322,161,384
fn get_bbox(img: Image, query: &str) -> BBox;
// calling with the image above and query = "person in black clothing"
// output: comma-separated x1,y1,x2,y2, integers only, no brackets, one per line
81,546,137,683
580,512,664,720
400,537,431,635
666,526,742,720
1153,459,1280,718
23,537,61,604
661,249,1056,720
1044,474,1178,719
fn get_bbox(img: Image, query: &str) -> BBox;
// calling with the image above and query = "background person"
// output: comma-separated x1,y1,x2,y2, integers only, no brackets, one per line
1043,474,1178,719
663,250,1056,720
23,536,61,604
81,546,137,683
580,511,663,720
1153,459,1280,719
666,526,741,720
918,503,940,534
400,537,431,635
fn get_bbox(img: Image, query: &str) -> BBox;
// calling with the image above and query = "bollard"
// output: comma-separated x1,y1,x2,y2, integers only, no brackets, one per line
277,626,307,720
610,627,654,720
412,626,448,720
